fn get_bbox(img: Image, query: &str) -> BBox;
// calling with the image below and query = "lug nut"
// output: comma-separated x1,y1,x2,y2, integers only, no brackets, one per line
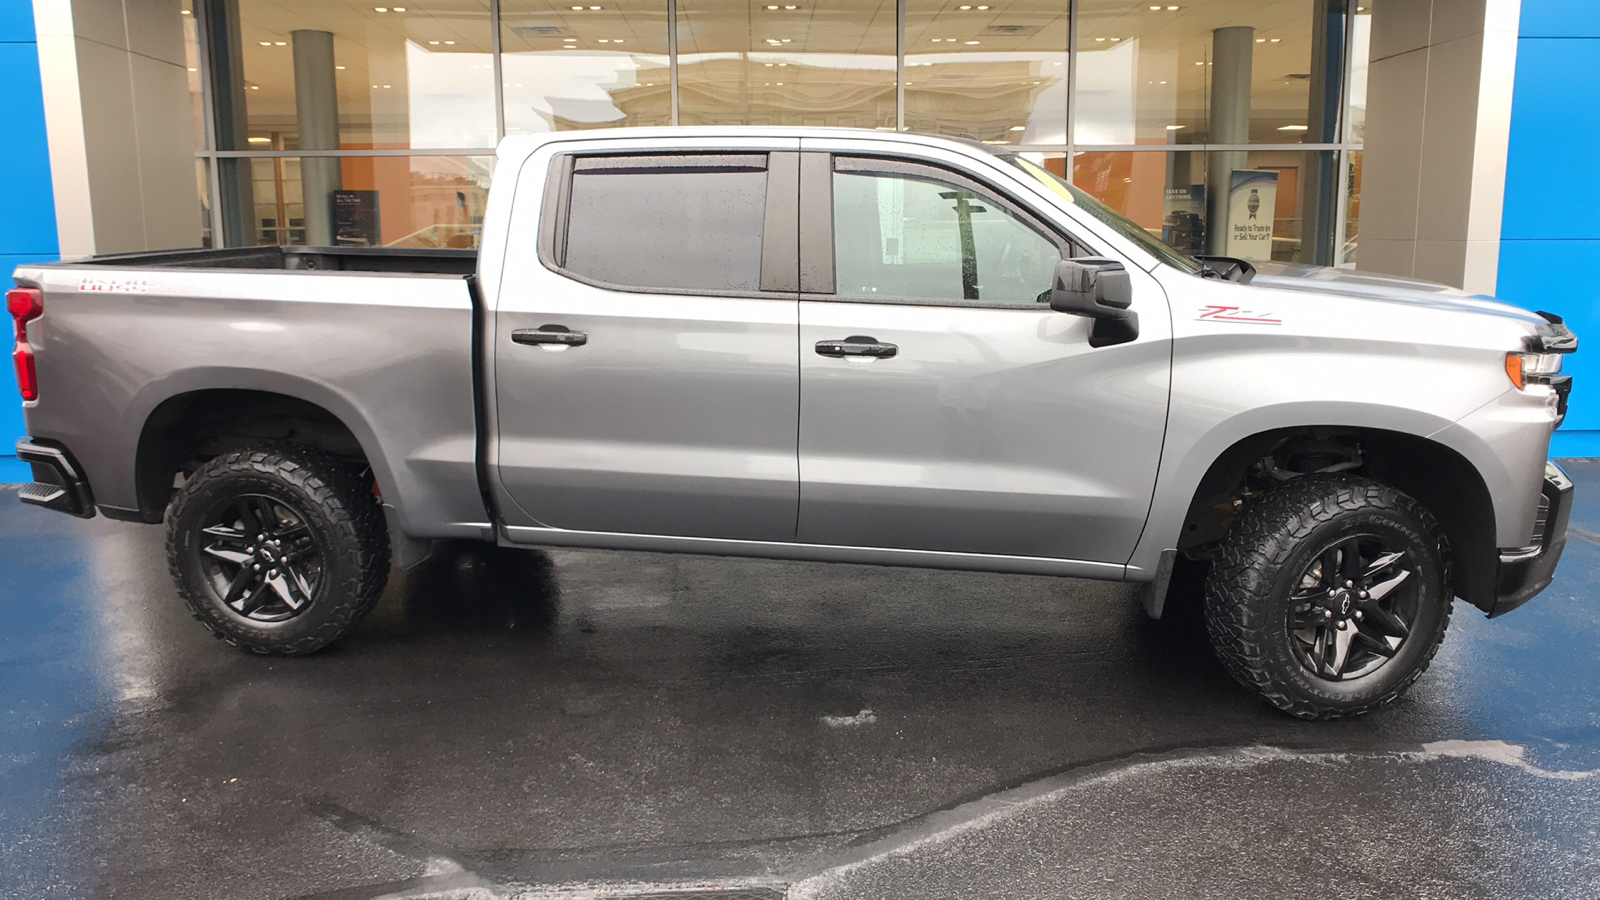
1337,620,1349,630
1355,611,1364,620
1345,580,1354,588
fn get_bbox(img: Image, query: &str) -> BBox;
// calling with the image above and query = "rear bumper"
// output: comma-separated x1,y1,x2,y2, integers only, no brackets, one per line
1490,461,1572,617
15,438,96,519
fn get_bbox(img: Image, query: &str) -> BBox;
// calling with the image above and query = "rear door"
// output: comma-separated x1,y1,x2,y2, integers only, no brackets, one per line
795,146,1171,564
492,142,801,542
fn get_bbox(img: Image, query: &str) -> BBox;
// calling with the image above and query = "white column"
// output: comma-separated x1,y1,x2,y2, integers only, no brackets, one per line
1205,26,1254,256
293,29,343,246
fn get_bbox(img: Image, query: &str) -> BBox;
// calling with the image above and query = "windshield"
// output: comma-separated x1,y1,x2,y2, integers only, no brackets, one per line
1004,155,1204,275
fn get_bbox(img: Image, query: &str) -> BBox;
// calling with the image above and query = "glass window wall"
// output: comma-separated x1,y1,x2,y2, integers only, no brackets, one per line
190,1,1364,261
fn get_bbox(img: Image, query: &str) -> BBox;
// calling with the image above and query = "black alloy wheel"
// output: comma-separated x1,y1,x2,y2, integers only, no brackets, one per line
1204,475,1452,719
167,445,390,655
1287,535,1419,681
196,494,324,622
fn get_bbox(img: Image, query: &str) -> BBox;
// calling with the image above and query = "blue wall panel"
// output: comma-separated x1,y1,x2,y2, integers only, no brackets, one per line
1498,12,1600,456
0,4,56,483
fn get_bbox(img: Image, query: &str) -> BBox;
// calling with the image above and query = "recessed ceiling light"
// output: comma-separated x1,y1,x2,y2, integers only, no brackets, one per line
597,38,609,42
181,8,191,14
964,40,979,45
563,37,577,41
1095,37,1105,41
1166,124,1185,130
374,6,387,11
188,66,197,71
1148,4,1160,9
1167,4,1180,9
1270,38,1281,42
249,84,259,89
1194,60,1203,65
336,65,345,69
1278,124,1309,131
247,136,271,143
1159,80,1167,84
613,38,622,43
1256,38,1266,42
977,4,990,8
959,4,971,8
1110,37,1120,41
444,40,455,44
393,6,406,11
767,3,778,7
429,40,439,44
274,41,286,45
590,5,601,8
571,4,583,8
1009,125,1025,131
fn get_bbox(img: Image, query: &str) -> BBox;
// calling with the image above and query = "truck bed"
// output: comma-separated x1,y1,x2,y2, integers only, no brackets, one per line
68,246,478,276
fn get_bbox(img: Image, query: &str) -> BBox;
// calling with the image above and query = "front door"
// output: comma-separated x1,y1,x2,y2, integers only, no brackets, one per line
796,151,1171,563
493,147,801,542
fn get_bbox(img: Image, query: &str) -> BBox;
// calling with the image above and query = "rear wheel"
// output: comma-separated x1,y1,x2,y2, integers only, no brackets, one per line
166,445,390,655
1204,475,1452,719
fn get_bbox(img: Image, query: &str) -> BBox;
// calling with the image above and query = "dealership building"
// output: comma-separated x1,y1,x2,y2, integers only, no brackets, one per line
2,0,1596,479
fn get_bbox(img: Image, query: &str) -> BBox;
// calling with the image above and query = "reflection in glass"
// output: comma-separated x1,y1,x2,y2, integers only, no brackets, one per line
904,1,1068,144
234,156,494,248
1065,150,1338,264
500,1,671,133
1342,150,1363,267
215,0,498,150
1074,1,1339,146
1346,3,1374,144
676,0,896,128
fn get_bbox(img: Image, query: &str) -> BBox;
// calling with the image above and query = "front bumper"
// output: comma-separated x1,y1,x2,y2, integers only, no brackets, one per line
1490,461,1573,617
15,438,96,519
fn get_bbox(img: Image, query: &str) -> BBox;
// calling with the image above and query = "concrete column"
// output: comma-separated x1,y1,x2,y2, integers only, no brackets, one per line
293,30,343,247
1205,26,1253,255
1359,0,1522,292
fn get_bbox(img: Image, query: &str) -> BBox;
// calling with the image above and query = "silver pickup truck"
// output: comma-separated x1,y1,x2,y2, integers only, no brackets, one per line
9,128,1577,719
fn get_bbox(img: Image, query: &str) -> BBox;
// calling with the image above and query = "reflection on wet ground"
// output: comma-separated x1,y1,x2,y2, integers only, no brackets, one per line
1,464,1598,899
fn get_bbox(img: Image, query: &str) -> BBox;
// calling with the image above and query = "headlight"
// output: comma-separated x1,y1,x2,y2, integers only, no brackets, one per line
1505,352,1564,389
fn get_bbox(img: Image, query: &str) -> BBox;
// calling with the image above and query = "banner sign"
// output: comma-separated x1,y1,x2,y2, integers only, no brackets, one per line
332,190,381,246
1226,169,1277,260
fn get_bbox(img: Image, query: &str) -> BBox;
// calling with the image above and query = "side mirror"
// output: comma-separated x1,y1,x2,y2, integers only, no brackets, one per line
1049,257,1139,347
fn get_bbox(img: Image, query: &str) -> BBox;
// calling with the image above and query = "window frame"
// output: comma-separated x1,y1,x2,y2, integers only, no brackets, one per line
801,152,1094,309
537,150,800,299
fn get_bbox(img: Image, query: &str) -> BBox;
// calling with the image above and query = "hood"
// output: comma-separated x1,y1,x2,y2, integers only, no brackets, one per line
1248,262,1548,326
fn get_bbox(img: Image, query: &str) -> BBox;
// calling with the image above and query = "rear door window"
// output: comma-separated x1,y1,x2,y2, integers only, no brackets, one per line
561,154,770,293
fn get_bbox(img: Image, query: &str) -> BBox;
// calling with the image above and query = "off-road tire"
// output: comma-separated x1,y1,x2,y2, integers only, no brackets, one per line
166,445,390,655
1204,475,1452,719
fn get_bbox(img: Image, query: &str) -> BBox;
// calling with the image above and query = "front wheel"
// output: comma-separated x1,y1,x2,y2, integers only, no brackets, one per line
1204,475,1452,719
166,445,391,655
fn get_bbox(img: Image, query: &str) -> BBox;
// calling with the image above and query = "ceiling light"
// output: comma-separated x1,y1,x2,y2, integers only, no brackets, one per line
1194,60,1203,65
590,5,601,8
597,38,608,42
1095,37,1105,41
782,38,791,42
1256,37,1266,42
1278,124,1309,131
767,3,778,7
1270,38,1281,42
383,84,391,88
274,41,286,46
444,40,455,44
785,3,797,7
1149,4,1160,9
429,40,439,44
336,65,345,69
249,84,259,89
247,136,271,143
563,37,577,41
959,4,971,8
393,5,405,10
1167,4,1180,9
1166,124,1185,130
977,4,990,8
374,6,387,11
613,39,622,43
964,40,979,45
1111,36,1120,41
1159,80,1167,84
571,4,583,8
1009,125,1025,131
258,41,272,46
181,8,191,13
188,66,197,71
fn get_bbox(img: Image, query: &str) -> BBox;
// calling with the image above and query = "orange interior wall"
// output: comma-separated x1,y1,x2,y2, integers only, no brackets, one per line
340,145,413,245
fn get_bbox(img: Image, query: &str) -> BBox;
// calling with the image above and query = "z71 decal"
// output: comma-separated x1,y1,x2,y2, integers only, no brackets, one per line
1196,305,1281,325
78,277,151,294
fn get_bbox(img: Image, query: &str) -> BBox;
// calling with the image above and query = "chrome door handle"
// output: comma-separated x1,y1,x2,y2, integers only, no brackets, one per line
512,325,588,347
815,336,898,359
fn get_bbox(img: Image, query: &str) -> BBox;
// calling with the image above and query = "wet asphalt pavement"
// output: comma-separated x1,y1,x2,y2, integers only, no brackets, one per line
3,466,1599,899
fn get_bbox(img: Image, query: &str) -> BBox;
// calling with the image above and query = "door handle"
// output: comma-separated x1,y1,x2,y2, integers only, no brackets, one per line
512,325,588,347
815,336,898,359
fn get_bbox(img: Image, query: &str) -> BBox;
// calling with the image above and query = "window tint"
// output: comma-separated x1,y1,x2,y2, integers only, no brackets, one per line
563,154,769,293
832,163,1061,305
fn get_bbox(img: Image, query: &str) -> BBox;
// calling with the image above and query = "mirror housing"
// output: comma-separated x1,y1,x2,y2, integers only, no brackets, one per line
1049,257,1139,347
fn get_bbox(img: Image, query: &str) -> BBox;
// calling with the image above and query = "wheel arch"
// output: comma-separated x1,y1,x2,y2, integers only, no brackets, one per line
1137,409,1500,613
128,373,397,525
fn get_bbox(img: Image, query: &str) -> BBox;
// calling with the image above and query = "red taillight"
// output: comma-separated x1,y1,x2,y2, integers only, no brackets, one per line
8,286,42,402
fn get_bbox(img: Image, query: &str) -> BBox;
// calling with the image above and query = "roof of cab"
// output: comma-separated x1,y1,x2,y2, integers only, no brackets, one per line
493,126,1008,164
